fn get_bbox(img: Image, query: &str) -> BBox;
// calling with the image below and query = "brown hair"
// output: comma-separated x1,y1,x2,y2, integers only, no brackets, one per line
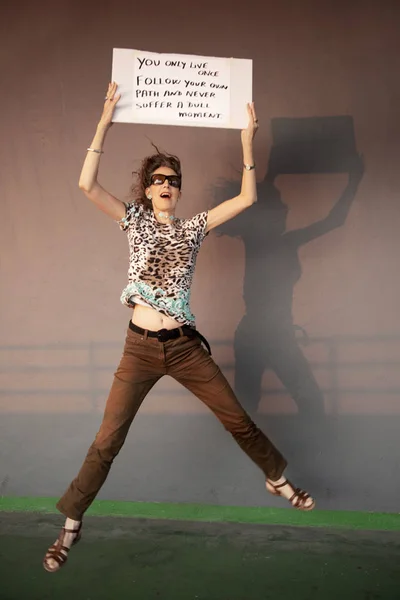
130,145,182,210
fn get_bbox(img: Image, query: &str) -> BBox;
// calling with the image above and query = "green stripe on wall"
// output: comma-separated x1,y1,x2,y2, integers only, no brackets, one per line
0,496,399,531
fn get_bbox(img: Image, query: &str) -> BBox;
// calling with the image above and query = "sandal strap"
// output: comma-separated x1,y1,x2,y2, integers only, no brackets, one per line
269,479,313,507
267,478,314,511
61,523,82,545
47,546,68,557
45,545,69,567
289,488,312,508
63,523,82,535
269,478,290,491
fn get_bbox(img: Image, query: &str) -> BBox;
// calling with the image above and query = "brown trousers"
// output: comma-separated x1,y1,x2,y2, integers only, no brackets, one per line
57,325,287,520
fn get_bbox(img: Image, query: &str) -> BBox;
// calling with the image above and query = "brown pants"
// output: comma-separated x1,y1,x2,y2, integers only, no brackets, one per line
57,325,287,520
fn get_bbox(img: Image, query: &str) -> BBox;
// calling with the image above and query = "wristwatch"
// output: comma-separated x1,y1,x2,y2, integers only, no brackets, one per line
244,163,256,170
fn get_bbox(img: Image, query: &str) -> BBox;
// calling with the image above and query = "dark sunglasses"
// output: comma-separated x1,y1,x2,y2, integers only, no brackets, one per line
150,173,181,188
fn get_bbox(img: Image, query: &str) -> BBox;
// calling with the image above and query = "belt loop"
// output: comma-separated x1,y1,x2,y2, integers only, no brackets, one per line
143,329,148,340
178,327,183,337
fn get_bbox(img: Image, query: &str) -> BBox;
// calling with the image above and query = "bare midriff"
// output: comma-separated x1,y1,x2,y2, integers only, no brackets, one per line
131,304,184,331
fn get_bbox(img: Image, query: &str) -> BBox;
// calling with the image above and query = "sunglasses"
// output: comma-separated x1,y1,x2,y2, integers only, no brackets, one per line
150,173,181,188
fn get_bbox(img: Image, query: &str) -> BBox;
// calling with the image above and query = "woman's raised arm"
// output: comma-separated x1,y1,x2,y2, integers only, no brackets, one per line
205,102,259,233
78,82,125,221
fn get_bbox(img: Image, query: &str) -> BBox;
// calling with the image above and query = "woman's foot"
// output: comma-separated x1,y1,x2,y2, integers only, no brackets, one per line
43,518,82,573
266,476,315,511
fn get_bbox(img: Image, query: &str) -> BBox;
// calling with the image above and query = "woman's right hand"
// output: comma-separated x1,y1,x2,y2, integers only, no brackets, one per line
98,82,121,129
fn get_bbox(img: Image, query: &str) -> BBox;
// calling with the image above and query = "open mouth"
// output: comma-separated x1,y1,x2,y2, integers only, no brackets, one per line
160,192,171,199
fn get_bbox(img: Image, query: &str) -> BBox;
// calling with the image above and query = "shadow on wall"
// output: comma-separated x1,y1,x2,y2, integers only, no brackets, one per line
213,116,364,418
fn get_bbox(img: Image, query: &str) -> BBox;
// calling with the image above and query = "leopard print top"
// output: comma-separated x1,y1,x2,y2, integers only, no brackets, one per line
118,202,209,326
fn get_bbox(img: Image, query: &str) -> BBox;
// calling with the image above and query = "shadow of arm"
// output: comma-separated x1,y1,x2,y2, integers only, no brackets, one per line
285,155,364,247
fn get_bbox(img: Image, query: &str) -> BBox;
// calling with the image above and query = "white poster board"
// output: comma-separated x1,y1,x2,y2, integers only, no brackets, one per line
111,49,252,129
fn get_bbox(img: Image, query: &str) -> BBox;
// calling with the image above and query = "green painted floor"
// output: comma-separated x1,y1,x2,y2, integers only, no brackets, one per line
1,512,399,600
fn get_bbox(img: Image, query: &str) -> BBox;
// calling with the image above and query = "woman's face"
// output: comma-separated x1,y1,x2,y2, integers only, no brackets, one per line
146,166,181,212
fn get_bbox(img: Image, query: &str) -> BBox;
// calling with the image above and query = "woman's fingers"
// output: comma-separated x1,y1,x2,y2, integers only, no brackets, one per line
246,102,258,128
250,102,257,123
99,83,121,128
247,103,254,122
110,87,121,104
105,82,112,99
105,81,118,101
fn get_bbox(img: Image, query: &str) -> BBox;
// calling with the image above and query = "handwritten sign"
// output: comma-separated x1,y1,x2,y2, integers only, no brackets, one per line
111,49,252,129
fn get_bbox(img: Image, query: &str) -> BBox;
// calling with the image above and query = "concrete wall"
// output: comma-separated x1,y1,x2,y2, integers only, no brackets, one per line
1,0,400,511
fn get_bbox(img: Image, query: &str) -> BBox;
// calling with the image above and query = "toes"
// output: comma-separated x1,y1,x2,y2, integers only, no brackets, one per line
46,558,58,570
298,494,315,510
43,546,67,572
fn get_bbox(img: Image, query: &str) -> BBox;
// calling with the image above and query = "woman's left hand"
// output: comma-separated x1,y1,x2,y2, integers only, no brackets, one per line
241,102,259,146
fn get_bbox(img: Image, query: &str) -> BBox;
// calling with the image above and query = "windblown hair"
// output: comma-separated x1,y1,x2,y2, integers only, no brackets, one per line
129,144,182,210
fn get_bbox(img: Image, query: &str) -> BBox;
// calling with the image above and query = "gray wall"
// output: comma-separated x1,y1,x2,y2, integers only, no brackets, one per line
1,0,400,512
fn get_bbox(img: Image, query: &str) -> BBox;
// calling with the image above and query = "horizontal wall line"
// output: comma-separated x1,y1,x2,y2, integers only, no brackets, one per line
2,387,400,396
2,361,400,373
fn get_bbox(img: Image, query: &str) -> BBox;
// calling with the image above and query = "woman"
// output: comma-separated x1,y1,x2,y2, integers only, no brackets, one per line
43,82,315,573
